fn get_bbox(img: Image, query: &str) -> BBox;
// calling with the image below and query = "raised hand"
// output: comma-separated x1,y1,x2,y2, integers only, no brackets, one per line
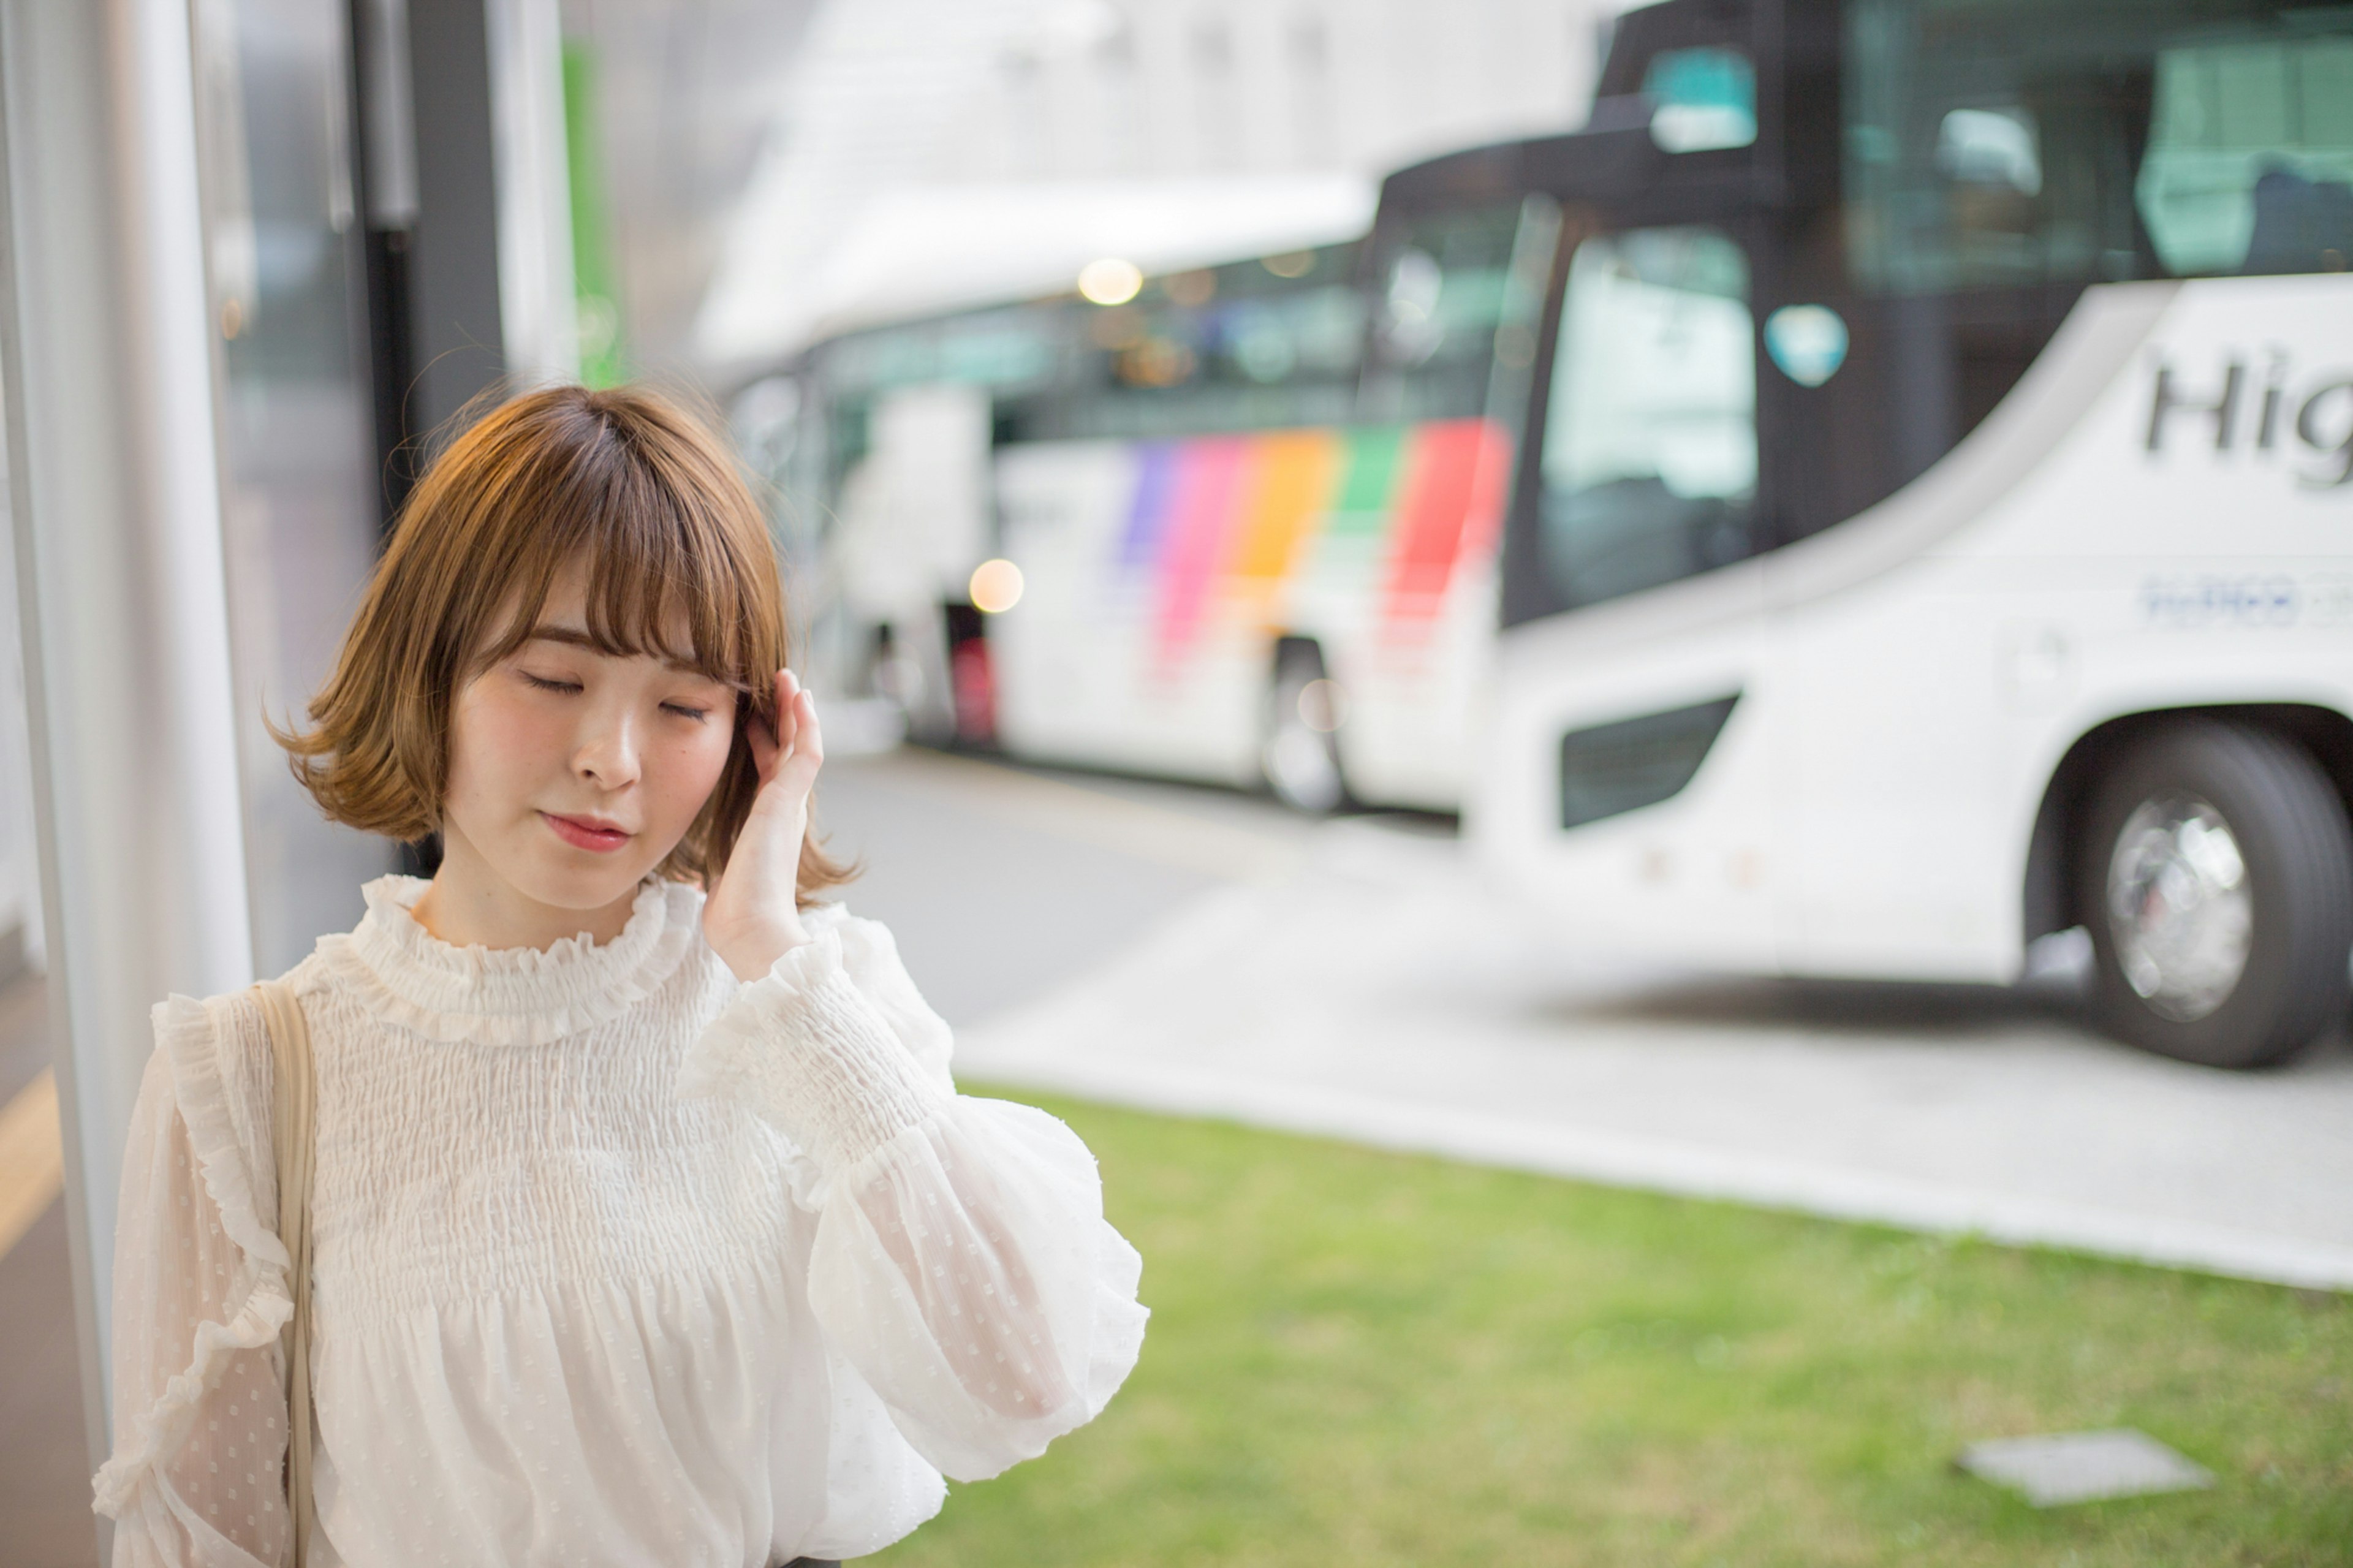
702,668,824,982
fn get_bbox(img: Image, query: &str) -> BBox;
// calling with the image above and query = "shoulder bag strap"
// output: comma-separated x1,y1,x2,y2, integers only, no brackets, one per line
255,979,317,1568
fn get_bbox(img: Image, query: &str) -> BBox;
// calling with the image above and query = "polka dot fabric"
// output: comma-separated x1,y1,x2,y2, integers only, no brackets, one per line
94,876,1147,1567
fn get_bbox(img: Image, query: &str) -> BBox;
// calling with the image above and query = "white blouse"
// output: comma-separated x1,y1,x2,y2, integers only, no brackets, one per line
92,874,1148,1567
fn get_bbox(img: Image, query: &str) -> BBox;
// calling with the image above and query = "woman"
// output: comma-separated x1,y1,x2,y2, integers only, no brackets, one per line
91,384,1147,1567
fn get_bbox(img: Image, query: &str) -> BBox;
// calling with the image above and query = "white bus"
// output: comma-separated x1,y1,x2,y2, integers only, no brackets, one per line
1466,0,2353,1067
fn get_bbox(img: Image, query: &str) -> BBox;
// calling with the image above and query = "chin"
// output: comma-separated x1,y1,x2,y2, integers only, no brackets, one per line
509,849,659,913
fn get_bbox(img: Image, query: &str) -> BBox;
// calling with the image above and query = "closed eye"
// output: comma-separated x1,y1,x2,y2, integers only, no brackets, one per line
521,672,582,695
662,702,712,722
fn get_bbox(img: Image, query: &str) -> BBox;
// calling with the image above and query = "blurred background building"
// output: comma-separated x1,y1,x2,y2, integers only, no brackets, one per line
578,0,1605,374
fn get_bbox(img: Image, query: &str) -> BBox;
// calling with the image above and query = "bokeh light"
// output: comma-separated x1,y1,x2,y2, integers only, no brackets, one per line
969,558,1025,613
1077,257,1144,305
1298,678,1346,732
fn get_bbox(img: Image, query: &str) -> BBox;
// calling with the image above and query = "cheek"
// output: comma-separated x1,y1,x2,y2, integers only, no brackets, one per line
445,682,572,808
648,726,736,824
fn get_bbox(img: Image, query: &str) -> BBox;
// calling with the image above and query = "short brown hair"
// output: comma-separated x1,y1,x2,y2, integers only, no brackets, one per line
275,382,853,904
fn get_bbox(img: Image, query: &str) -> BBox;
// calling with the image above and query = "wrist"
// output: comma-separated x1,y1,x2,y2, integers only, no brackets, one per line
716,913,811,984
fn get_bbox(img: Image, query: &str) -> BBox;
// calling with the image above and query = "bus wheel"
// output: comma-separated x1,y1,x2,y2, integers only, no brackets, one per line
1260,642,1347,814
2078,720,2353,1068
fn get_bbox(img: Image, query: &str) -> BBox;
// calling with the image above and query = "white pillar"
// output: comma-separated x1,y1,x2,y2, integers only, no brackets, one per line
486,0,580,383
0,0,257,1521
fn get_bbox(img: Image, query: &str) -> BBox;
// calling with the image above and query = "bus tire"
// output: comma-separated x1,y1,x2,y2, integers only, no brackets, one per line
2078,719,2353,1068
1260,642,1349,814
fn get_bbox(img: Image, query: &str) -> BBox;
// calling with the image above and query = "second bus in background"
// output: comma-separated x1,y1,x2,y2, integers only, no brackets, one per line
732,194,1557,815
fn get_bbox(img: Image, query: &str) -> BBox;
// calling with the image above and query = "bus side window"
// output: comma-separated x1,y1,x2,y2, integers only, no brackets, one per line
1537,227,1757,612
2137,36,2353,278
999,246,1363,442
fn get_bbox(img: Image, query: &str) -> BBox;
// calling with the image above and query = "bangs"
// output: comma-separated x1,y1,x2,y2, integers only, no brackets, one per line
578,534,757,691
462,398,780,698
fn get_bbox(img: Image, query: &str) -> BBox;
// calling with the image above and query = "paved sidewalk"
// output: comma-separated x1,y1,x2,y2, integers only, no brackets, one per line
957,814,2353,1291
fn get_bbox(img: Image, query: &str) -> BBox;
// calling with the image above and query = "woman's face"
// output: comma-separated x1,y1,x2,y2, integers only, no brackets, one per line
440,563,738,914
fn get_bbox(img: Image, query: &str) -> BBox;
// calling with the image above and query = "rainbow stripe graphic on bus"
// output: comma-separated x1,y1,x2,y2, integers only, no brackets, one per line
1111,417,1511,670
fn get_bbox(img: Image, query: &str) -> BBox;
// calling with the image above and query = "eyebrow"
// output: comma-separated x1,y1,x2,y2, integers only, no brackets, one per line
524,624,711,677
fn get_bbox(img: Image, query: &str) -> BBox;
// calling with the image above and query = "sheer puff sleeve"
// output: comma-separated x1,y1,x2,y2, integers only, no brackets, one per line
93,993,295,1568
678,913,1148,1482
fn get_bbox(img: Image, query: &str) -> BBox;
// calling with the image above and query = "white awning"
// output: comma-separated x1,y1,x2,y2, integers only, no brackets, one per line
702,173,1377,362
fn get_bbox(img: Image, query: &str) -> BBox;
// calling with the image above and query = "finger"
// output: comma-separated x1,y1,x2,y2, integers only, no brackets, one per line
776,672,805,738
745,703,781,783
779,688,825,789
781,668,809,758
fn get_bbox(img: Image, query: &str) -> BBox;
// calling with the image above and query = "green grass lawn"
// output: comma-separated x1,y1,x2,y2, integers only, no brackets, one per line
868,1089,2352,1568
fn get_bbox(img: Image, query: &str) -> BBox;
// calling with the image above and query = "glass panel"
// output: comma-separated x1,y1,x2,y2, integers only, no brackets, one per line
1360,203,1537,424
1538,227,1757,611
1645,47,1757,153
1846,0,2353,295
2138,38,2353,275
195,0,393,972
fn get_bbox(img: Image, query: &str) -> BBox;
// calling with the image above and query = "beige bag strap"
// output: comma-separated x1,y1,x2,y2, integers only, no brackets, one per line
256,979,317,1567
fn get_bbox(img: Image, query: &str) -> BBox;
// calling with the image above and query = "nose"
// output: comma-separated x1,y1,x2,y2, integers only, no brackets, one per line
571,701,642,792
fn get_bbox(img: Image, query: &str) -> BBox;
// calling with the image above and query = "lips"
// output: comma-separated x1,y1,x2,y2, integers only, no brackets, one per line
540,811,634,853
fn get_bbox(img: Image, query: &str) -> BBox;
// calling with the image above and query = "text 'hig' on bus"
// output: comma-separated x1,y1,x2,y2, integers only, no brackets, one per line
732,0,2353,1072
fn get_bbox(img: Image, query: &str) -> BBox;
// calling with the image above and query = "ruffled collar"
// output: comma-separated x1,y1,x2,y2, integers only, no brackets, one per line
315,873,705,1047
